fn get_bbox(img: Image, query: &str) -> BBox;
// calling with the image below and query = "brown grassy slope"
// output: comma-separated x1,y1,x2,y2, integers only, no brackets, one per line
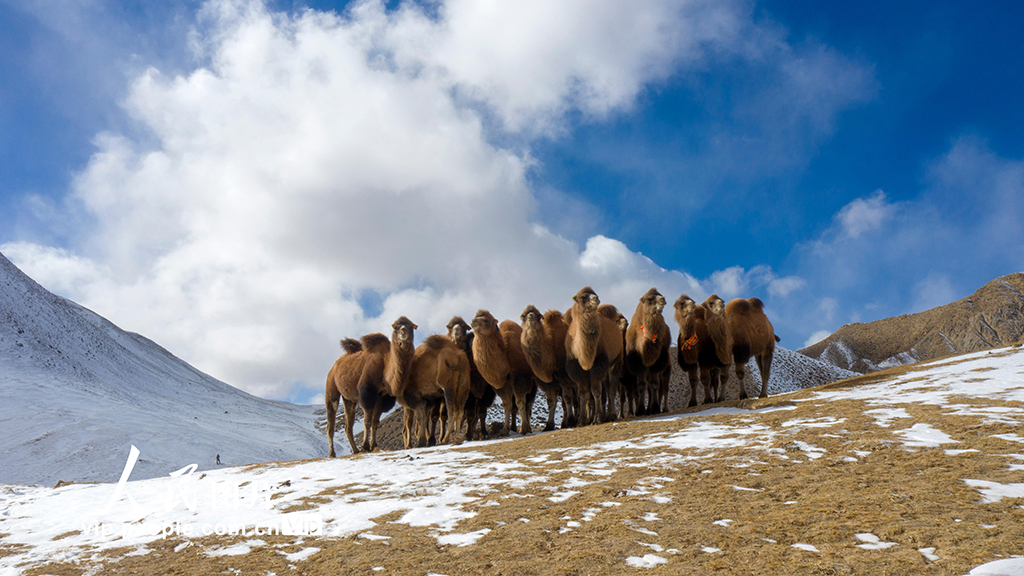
31,346,1024,576
800,272,1024,372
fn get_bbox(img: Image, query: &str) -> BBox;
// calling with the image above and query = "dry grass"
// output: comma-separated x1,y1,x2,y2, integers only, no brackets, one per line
13,373,1024,576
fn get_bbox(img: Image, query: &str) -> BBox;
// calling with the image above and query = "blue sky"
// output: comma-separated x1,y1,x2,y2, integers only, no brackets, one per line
2,0,1023,403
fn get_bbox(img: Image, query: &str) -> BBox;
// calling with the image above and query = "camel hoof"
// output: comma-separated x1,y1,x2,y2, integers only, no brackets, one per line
543,423,555,432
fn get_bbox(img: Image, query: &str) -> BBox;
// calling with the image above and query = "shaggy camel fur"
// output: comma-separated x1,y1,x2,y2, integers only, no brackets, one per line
544,309,575,428
447,316,494,441
501,319,539,435
599,304,630,419
624,288,672,415
471,310,519,436
521,305,575,431
674,295,730,406
324,317,415,456
565,287,620,425
395,334,471,448
725,296,780,399
520,305,555,431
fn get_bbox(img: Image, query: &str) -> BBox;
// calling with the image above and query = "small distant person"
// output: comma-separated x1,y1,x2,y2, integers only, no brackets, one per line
216,454,221,465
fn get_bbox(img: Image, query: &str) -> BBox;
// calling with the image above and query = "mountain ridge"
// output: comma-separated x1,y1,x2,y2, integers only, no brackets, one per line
800,272,1024,372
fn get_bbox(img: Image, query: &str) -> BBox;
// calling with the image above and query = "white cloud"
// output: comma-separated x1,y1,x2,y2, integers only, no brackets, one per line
778,137,1024,349
705,264,804,301
802,330,832,349
3,0,756,398
1,0,869,398
835,189,894,239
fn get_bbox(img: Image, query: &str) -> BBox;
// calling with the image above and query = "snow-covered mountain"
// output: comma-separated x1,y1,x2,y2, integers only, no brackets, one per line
0,252,327,486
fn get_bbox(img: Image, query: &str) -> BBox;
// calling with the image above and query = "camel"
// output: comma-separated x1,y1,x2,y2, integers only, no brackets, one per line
599,304,629,419
724,296,780,399
521,305,571,432
564,287,621,425
543,309,574,428
393,334,471,448
500,319,539,435
624,288,672,415
447,316,494,441
471,310,519,436
324,316,415,456
674,295,731,406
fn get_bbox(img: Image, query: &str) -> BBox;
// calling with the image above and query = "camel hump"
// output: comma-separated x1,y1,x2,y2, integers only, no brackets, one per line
423,334,450,349
339,338,362,354
748,297,765,310
597,303,620,320
543,309,564,324
361,333,390,352
726,298,753,314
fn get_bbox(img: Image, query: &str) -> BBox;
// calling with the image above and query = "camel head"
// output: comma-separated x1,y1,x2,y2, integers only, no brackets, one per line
446,316,470,349
471,310,500,337
703,294,726,317
640,287,667,316
572,286,600,311
674,294,696,322
391,316,417,352
520,305,543,330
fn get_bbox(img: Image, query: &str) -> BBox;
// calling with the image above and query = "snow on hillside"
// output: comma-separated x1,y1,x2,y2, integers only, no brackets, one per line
0,252,326,486
3,344,1023,575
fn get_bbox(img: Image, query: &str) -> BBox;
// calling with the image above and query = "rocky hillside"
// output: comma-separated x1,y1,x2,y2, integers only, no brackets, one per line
800,272,1024,373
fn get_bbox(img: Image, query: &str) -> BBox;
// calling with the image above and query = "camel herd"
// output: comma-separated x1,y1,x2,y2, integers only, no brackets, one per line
325,287,779,456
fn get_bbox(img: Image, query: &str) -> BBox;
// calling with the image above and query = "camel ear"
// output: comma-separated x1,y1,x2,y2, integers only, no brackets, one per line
413,324,418,330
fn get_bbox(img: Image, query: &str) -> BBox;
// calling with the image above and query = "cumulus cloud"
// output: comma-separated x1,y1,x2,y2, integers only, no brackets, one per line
1,0,863,399
802,329,832,349
776,136,1024,347
835,189,894,238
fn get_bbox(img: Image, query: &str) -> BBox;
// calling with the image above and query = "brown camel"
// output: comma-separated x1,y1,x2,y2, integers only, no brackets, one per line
521,305,569,432
394,334,471,448
599,304,630,419
724,296,780,399
544,310,575,428
447,316,495,441
674,295,731,406
324,316,415,456
471,310,518,436
501,319,539,435
564,287,616,425
624,288,672,415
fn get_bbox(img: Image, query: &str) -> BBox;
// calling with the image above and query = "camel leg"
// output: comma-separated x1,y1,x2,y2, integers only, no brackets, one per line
541,385,558,432
342,398,359,454
757,352,773,398
497,387,515,437
427,402,441,447
515,379,534,436
366,405,378,452
413,404,430,448
444,389,466,445
401,408,414,449
562,385,578,428
326,398,338,458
